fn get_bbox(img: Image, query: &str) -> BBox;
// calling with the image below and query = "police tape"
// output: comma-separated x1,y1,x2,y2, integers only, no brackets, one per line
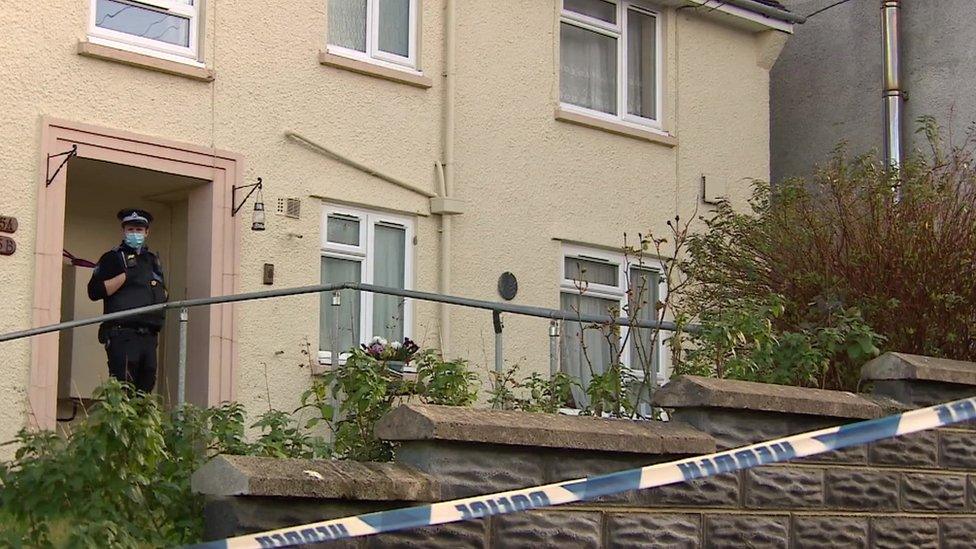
188,395,976,549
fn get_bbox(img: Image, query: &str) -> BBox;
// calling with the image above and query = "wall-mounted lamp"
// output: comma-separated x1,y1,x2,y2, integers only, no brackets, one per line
232,177,266,231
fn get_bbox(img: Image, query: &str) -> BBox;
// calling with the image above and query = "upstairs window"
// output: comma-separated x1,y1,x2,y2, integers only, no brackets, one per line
320,204,414,364
328,0,418,69
90,0,200,60
560,0,661,127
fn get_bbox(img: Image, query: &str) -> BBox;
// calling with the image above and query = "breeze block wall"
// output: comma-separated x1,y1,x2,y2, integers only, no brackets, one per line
192,352,976,548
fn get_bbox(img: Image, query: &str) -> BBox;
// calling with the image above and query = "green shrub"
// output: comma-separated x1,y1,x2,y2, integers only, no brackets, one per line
673,297,881,389
414,351,479,407
0,380,329,547
675,119,976,389
583,363,639,418
487,365,578,414
302,348,402,462
299,348,480,462
520,371,577,414
0,380,200,547
487,365,521,410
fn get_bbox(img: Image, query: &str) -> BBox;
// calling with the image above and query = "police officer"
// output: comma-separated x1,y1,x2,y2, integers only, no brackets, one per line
87,209,168,393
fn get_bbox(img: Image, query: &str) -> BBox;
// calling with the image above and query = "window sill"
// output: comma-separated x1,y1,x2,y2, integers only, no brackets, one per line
319,51,432,89
77,40,214,82
555,107,677,147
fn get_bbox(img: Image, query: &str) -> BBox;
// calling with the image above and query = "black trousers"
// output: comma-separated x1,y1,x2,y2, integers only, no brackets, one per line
105,328,159,393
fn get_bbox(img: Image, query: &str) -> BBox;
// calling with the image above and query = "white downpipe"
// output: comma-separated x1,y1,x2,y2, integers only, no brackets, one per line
438,0,457,355
444,0,456,200
436,162,452,354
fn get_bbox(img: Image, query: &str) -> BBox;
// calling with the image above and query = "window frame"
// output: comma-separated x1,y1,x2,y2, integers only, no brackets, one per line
319,203,415,365
559,244,668,384
559,0,664,130
327,0,420,72
626,263,668,385
88,0,201,62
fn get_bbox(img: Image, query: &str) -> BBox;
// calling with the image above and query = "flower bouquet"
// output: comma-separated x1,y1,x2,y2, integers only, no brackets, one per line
361,336,421,374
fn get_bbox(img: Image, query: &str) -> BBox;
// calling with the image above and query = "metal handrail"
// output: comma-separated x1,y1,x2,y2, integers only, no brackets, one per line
0,282,695,343
0,282,698,405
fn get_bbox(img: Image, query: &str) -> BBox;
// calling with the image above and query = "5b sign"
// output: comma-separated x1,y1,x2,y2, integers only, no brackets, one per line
0,235,15,256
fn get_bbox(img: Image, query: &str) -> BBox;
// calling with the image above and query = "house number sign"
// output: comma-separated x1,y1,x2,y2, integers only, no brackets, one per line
0,216,17,256
0,216,16,234
0,236,15,256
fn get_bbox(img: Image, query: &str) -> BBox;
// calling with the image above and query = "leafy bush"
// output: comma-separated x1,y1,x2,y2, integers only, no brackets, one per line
674,119,976,389
520,371,577,414
0,380,328,547
301,348,402,462
0,381,196,547
673,296,881,389
487,365,578,414
414,352,479,407
299,348,479,462
486,365,520,410
583,363,639,418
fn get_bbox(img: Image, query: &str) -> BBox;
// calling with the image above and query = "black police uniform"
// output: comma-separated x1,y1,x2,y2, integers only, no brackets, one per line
87,209,168,393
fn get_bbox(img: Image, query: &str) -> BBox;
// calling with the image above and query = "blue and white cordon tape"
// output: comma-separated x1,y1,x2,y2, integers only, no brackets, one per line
189,395,976,549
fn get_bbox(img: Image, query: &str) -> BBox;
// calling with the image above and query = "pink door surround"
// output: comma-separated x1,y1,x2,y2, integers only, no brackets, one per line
32,117,242,429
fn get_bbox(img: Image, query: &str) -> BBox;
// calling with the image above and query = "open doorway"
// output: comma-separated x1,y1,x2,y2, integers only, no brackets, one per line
58,158,205,416
33,118,241,429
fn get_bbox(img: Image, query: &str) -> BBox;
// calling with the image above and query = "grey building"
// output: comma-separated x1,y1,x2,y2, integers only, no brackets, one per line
771,0,976,182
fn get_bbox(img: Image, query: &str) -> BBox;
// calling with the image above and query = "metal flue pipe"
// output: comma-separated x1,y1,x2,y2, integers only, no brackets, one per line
882,0,904,183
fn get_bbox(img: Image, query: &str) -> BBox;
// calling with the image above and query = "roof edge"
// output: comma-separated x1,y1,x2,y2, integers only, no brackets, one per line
715,0,805,24
677,0,800,33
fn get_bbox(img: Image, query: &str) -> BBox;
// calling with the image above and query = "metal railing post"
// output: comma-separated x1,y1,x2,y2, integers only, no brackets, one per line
330,291,341,368
548,320,559,376
651,345,660,391
177,307,188,408
492,311,503,373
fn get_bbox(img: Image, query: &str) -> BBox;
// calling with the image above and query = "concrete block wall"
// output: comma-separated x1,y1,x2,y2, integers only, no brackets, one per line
193,352,976,547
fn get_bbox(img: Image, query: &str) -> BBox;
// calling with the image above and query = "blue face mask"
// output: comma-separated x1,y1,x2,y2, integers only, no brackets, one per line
124,232,146,249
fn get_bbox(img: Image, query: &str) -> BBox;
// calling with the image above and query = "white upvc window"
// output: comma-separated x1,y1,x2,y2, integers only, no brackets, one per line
559,244,668,406
89,0,201,61
319,204,415,364
559,0,663,128
327,0,419,70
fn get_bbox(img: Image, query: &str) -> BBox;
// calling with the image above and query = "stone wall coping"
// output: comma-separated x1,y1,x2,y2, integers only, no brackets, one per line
191,454,439,501
374,404,715,455
861,352,976,386
651,375,883,419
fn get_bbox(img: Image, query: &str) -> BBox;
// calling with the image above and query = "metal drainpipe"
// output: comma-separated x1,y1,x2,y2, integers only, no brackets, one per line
882,0,904,186
439,0,457,355
436,162,452,355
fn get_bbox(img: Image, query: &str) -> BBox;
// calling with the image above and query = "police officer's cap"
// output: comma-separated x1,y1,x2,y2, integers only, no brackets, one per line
117,208,153,228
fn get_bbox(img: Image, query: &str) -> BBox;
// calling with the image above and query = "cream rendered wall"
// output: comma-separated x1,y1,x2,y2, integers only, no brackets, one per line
0,1,783,447
449,5,781,380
